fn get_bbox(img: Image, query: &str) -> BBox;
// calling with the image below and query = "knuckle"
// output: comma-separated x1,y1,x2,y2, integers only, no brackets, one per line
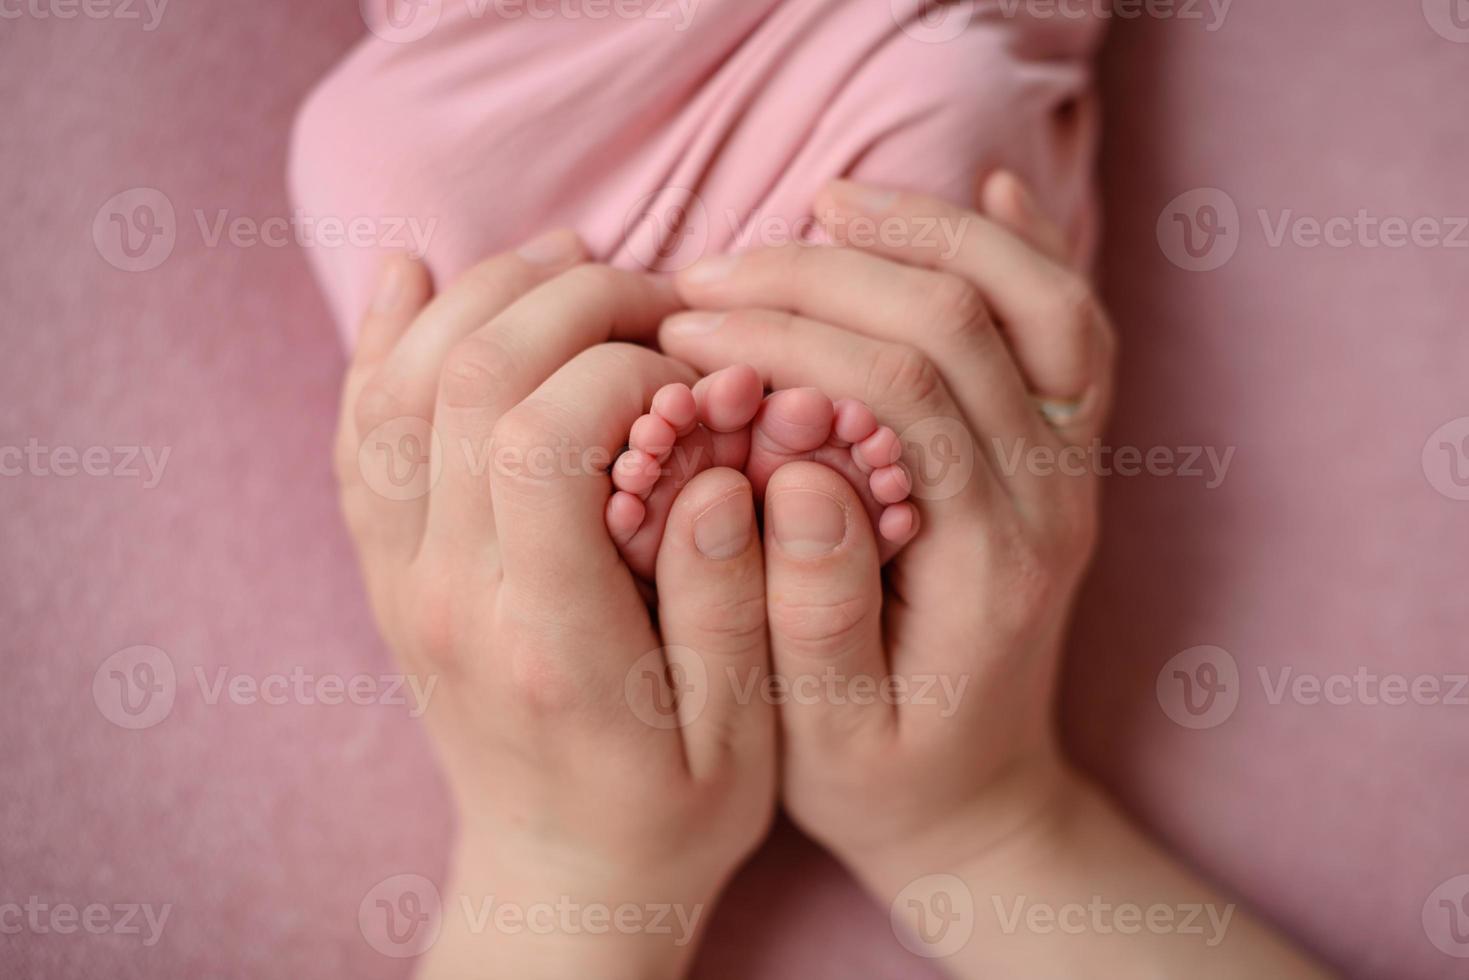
505,645,587,716
695,592,769,651
354,375,415,439
490,403,560,454
866,343,945,413
769,593,871,654
925,274,993,343
402,579,465,672
439,335,515,410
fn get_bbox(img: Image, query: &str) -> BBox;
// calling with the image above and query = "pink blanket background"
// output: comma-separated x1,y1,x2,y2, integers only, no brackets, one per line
2,2,1466,978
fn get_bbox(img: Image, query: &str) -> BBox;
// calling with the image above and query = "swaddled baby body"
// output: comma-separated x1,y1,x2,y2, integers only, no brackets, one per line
291,0,1104,572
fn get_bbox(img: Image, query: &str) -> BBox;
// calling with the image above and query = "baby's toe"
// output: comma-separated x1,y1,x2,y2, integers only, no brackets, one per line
869,464,913,505
612,448,663,497
694,363,764,433
853,426,902,473
651,383,698,436
832,398,879,447
743,388,836,494
878,502,919,546
606,492,647,545
629,412,678,460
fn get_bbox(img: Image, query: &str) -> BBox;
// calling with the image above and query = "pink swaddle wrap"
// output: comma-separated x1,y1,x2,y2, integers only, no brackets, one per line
290,0,1105,345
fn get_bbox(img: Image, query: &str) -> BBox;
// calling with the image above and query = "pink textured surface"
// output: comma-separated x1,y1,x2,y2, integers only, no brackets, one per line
1,5,1465,980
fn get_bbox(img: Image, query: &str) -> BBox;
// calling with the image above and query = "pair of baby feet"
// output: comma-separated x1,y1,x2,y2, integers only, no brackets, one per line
604,364,919,580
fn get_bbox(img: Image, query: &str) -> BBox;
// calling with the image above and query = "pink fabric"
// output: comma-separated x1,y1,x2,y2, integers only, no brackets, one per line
3,2,1466,979
289,0,1102,339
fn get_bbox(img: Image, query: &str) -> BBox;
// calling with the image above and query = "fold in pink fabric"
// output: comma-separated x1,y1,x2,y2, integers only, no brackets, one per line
290,0,1105,344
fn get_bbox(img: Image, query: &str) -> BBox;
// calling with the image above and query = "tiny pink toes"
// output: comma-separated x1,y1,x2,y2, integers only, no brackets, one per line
853,426,901,472
629,413,677,460
606,491,647,543
870,464,912,505
611,449,663,496
832,398,878,446
878,502,918,544
757,388,835,453
697,363,765,433
651,383,698,435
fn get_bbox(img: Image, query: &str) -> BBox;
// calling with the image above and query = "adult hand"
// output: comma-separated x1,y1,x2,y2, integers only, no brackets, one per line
661,175,1113,877
336,234,775,978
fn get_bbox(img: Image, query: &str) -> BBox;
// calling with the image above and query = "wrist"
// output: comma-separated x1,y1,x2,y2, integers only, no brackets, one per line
412,831,720,980
845,755,1089,903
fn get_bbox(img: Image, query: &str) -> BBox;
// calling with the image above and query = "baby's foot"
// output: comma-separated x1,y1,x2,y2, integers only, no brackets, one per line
606,364,919,581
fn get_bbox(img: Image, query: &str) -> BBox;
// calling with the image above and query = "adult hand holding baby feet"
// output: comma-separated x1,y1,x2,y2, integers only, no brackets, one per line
335,236,777,980
653,174,1329,979
605,363,919,581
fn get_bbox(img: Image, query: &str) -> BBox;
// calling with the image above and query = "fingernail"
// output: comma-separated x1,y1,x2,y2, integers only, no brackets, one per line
829,179,897,214
694,491,754,560
771,489,847,558
517,229,578,264
683,255,739,284
665,312,725,335
371,257,406,313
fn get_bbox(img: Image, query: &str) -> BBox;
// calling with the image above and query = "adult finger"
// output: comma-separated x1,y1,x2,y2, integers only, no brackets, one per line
336,254,435,566
762,461,891,745
349,231,587,560
814,179,1114,440
659,306,1011,511
655,468,774,782
424,267,683,569
978,169,1071,265
491,343,697,620
674,243,1049,449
